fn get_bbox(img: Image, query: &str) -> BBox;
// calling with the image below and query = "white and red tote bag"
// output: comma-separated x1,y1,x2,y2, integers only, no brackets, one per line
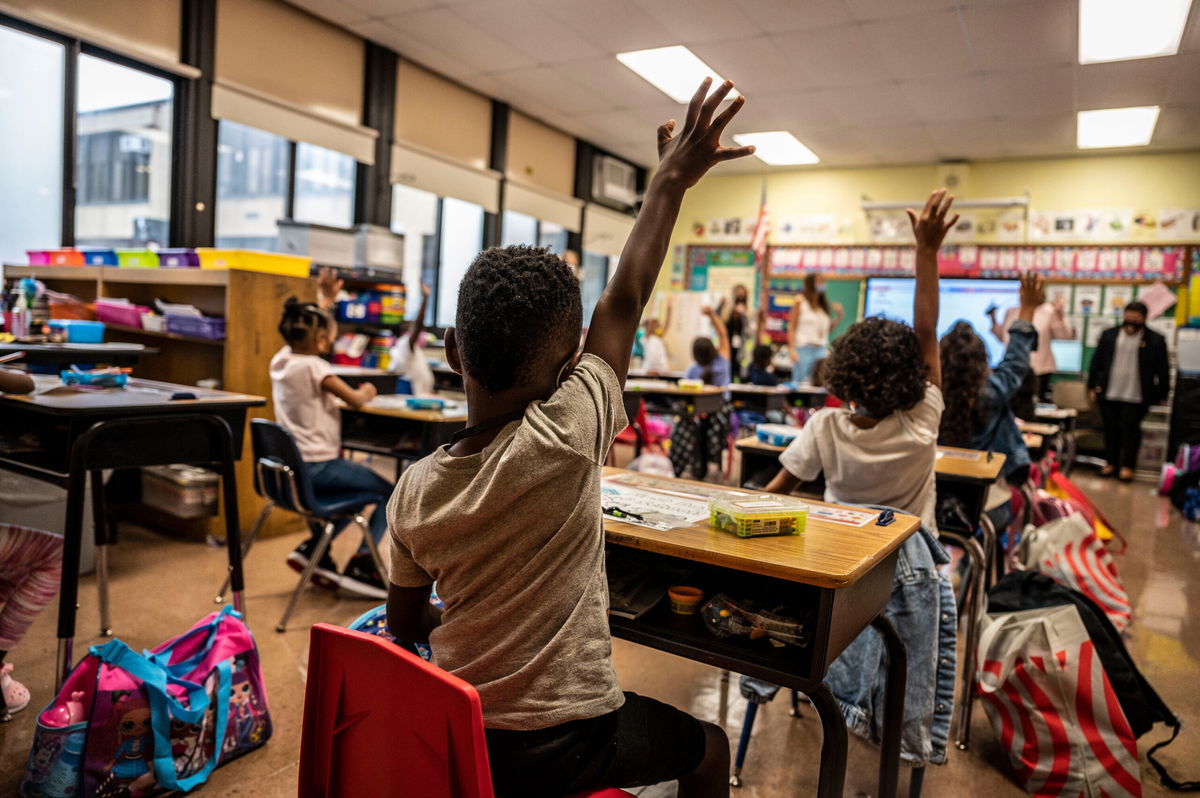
1020,513,1132,632
978,605,1142,797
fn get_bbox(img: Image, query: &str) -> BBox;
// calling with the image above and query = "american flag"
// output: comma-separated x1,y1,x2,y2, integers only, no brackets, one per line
749,180,770,267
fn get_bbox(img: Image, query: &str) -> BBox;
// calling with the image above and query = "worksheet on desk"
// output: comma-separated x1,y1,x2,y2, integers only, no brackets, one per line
601,473,748,529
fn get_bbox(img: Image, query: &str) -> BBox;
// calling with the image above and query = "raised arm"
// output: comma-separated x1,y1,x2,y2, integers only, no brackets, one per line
659,295,673,336
407,283,431,352
990,272,1043,401
583,78,753,383
703,306,732,360
905,189,958,389
830,300,845,329
316,266,344,311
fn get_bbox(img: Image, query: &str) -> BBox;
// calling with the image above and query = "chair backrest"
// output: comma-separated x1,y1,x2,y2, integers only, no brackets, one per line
300,623,495,798
249,419,318,514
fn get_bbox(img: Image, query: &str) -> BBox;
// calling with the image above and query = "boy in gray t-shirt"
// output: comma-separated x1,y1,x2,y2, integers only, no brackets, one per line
385,78,754,797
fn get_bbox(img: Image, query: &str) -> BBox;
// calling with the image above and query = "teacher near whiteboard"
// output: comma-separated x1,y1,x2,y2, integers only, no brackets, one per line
789,274,843,383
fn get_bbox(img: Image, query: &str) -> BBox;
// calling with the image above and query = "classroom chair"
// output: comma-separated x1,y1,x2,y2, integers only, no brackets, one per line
212,420,388,633
300,623,635,798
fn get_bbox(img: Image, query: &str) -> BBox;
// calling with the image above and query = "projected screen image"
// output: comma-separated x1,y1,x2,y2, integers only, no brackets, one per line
864,278,1021,365
1050,339,1083,373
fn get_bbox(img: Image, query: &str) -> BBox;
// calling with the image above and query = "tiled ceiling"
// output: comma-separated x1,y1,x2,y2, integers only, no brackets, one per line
286,0,1200,171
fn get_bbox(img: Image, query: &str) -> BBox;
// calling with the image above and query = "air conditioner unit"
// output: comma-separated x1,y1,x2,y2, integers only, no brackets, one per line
592,155,637,208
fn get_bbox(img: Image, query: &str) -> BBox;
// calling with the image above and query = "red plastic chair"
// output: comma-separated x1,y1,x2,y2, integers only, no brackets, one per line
300,623,634,798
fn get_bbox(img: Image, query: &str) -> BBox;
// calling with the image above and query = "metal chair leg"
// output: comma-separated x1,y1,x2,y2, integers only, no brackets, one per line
215,502,274,604
276,522,336,633
789,689,803,717
955,535,988,751
355,514,388,582
730,700,759,788
91,470,113,638
909,765,926,798
978,514,998,589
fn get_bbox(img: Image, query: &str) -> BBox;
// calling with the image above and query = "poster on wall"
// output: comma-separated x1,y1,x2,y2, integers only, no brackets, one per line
1130,210,1158,240
1158,208,1200,240
995,209,1026,241
945,213,977,243
774,214,839,243
867,211,913,243
1102,284,1135,317
1084,316,1106,347
1073,284,1102,315
1046,283,1073,310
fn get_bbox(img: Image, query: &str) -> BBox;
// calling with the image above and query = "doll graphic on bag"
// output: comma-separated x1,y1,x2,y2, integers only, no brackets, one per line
96,693,156,798
223,655,267,754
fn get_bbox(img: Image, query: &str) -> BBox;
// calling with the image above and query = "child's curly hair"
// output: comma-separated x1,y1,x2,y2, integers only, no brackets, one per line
824,316,928,417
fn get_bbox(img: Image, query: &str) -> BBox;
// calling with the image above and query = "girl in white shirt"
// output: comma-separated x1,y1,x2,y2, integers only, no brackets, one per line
789,274,844,384
390,283,435,396
270,297,391,598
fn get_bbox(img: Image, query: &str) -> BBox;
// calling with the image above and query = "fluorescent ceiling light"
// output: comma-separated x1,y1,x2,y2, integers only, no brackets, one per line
1078,0,1193,64
1076,106,1160,148
732,131,819,165
616,45,738,103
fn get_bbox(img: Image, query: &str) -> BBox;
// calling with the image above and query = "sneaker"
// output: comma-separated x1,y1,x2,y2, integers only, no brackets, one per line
1,663,30,719
339,553,387,600
286,538,339,590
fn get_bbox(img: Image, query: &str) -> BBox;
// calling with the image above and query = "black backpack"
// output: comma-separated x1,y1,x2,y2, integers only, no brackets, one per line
988,571,1198,791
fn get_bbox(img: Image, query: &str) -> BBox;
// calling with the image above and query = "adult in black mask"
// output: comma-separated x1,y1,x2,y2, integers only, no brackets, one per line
1086,301,1171,481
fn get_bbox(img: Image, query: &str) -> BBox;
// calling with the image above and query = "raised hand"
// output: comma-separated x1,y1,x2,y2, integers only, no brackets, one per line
420,282,431,298
655,79,754,189
316,266,344,310
1018,271,1045,310
906,189,959,253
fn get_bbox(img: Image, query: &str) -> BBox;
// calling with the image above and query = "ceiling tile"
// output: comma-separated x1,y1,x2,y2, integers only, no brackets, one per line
379,7,537,73
528,0,677,53
860,9,977,81
961,0,1075,72
845,0,957,22
1076,58,1176,110
730,0,853,34
487,66,598,115
691,36,816,95
1151,105,1200,147
817,83,919,126
770,23,895,88
900,74,995,122
554,57,681,110
926,120,1004,159
1167,53,1200,103
451,0,606,65
349,20,471,79
287,0,371,27
996,113,1076,156
633,0,762,44
343,0,438,17
726,89,843,133
983,66,1075,118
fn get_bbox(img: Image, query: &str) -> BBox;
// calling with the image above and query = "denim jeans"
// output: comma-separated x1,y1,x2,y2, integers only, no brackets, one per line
793,344,827,384
305,458,393,552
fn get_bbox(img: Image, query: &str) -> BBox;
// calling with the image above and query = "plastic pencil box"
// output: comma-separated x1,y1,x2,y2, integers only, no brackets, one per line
709,492,809,538
755,423,800,447
60,371,128,388
405,397,445,410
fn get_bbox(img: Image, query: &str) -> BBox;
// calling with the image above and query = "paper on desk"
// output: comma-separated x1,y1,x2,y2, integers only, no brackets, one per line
937,449,983,461
809,507,876,527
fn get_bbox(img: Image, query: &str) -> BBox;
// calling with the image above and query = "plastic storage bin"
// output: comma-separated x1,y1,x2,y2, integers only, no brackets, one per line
709,492,809,538
46,319,105,343
195,248,311,277
81,249,118,266
115,249,158,268
141,465,218,519
157,248,200,268
27,248,84,266
141,313,168,333
756,423,800,447
166,314,226,339
95,300,150,329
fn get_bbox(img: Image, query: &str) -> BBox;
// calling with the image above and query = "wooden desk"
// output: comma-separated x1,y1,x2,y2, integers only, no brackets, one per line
627,368,684,382
330,365,399,396
622,381,726,420
1017,420,1059,437
1024,432,1045,456
431,364,464,393
602,468,918,798
0,342,157,369
731,383,829,414
0,376,264,686
1034,405,1078,471
340,397,467,459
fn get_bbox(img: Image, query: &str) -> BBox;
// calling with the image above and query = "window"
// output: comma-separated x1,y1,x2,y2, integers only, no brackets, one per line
0,25,64,264
581,252,611,327
215,121,290,250
75,54,173,248
294,141,355,229
501,210,537,248
538,221,568,255
436,197,485,327
391,184,440,323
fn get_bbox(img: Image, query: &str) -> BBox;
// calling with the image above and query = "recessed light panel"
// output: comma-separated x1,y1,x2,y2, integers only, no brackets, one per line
1079,0,1192,64
732,131,819,165
1076,106,1160,148
616,46,737,103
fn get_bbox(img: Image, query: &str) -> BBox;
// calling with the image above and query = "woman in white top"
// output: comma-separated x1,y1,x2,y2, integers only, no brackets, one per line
789,274,843,383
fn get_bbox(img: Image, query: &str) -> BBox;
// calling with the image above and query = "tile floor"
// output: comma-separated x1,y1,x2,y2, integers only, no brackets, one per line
1,467,1198,797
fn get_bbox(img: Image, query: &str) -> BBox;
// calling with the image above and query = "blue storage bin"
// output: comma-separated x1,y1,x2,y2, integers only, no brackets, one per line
81,249,118,266
47,320,105,343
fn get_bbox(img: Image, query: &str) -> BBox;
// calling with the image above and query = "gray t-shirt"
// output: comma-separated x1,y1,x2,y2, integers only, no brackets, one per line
387,354,628,731
1106,329,1143,404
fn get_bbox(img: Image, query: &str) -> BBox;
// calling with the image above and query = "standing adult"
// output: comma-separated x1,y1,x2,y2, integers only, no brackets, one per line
1086,301,1170,481
717,284,751,382
788,274,843,384
988,293,1075,399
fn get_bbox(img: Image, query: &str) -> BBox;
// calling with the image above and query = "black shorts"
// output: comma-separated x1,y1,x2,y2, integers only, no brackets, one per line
485,692,708,798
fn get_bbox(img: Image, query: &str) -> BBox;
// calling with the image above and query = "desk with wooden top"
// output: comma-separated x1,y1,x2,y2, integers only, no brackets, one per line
627,368,685,382
330,364,399,396
0,341,157,369
601,467,919,798
0,376,264,686
340,397,467,460
431,364,465,394
622,380,727,420
730,383,827,414
1034,405,1078,471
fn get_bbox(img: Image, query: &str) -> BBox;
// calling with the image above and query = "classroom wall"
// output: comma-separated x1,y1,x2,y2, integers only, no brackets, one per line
665,151,1200,292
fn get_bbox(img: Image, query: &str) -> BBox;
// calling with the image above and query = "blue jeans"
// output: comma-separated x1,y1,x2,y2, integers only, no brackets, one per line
793,344,827,384
305,458,393,552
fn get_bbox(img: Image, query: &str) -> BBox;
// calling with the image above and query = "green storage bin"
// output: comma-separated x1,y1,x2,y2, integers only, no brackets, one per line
115,249,159,269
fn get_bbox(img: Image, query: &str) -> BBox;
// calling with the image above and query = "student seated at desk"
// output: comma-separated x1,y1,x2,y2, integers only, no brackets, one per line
640,297,672,375
744,310,778,387
270,297,393,599
670,306,733,480
939,272,1043,534
385,78,752,798
389,283,435,396
766,190,958,531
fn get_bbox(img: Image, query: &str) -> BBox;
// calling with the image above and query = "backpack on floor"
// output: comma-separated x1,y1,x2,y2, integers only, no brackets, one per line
1018,513,1131,632
1044,465,1126,551
985,572,1198,794
20,607,270,797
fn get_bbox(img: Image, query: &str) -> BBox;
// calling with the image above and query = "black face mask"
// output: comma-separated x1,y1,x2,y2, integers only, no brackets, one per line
1123,321,1145,333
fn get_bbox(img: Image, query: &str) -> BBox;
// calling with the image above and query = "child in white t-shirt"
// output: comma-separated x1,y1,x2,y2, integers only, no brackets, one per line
766,189,959,530
270,295,391,598
390,283,435,396
639,296,672,374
